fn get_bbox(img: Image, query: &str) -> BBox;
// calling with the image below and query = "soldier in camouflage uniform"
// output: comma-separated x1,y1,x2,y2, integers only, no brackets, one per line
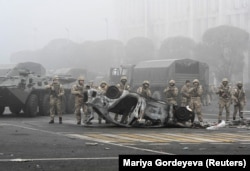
137,80,152,120
232,81,246,120
216,78,232,123
180,80,191,107
114,75,130,121
163,80,178,120
136,80,152,99
97,81,109,124
46,76,65,124
188,79,204,126
71,76,88,125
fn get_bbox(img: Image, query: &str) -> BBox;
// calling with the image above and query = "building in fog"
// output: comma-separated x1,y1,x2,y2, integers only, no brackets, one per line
115,0,250,83
115,0,250,45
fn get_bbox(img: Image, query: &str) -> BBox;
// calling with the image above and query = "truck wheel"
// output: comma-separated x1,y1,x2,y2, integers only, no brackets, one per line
0,106,5,115
9,105,22,114
40,94,50,116
152,91,162,100
66,94,75,114
25,94,38,117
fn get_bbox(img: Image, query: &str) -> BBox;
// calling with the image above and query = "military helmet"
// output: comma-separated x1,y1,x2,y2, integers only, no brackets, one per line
120,75,127,81
100,81,107,85
193,79,199,84
169,80,175,84
222,78,228,82
78,76,85,81
237,81,243,86
53,75,59,81
143,80,150,85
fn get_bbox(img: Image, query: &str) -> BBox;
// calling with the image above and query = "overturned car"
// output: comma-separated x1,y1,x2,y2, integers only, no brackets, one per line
87,86,195,128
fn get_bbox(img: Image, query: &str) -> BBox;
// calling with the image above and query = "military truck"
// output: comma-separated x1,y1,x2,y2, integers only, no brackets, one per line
0,62,76,117
109,58,209,102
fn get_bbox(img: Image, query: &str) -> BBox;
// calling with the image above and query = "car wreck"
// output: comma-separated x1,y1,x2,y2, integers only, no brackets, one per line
87,86,196,128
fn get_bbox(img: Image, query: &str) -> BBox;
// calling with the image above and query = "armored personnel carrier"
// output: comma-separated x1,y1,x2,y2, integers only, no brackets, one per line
0,62,76,117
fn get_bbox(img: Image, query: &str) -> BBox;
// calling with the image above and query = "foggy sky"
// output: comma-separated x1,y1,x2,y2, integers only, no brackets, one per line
0,0,117,64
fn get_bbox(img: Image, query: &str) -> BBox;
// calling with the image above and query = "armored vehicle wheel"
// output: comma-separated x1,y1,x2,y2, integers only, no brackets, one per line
24,94,38,117
0,105,5,115
40,94,50,116
66,94,75,114
9,105,22,114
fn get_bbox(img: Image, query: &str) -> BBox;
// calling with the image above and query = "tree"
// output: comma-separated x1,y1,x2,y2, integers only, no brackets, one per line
198,25,249,82
158,36,196,59
91,39,125,73
125,37,155,64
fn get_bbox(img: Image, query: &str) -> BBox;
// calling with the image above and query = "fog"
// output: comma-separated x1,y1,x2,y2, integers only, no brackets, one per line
0,0,117,63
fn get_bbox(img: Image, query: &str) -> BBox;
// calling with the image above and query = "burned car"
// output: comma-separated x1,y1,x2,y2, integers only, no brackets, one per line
87,85,195,128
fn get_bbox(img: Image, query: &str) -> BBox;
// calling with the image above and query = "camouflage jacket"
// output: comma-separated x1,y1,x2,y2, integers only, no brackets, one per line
136,86,152,99
216,84,232,99
116,83,130,91
181,84,191,99
163,86,178,99
46,83,64,98
188,85,203,97
71,82,86,98
232,87,246,103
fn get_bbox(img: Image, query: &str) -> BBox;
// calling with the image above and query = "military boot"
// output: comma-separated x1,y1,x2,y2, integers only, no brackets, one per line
49,119,54,124
59,117,62,124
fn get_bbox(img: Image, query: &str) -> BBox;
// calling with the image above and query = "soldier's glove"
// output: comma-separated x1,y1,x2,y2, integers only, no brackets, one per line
51,86,55,91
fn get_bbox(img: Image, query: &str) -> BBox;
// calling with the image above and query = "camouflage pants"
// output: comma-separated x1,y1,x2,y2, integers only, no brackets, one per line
74,97,88,123
233,101,245,119
189,97,203,122
166,99,177,119
50,96,62,120
218,98,231,121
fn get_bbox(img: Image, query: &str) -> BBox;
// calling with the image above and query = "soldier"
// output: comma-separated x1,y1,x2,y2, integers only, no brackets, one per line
84,81,97,125
114,75,130,121
180,80,191,107
136,80,152,99
216,78,232,123
71,76,88,125
46,76,65,124
116,75,130,92
163,80,178,121
188,79,204,126
97,81,109,124
232,81,246,120
137,80,152,120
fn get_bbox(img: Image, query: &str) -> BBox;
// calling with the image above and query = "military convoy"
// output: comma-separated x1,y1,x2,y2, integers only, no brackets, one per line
0,62,76,117
109,58,210,102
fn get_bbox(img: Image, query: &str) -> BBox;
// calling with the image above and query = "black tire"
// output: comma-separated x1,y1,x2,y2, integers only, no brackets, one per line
25,94,38,117
152,91,162,100
106,85,121,99
66,94,75,114
40,94,50,116
9,105,22,114
0,106,5,115
173,106,195,122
